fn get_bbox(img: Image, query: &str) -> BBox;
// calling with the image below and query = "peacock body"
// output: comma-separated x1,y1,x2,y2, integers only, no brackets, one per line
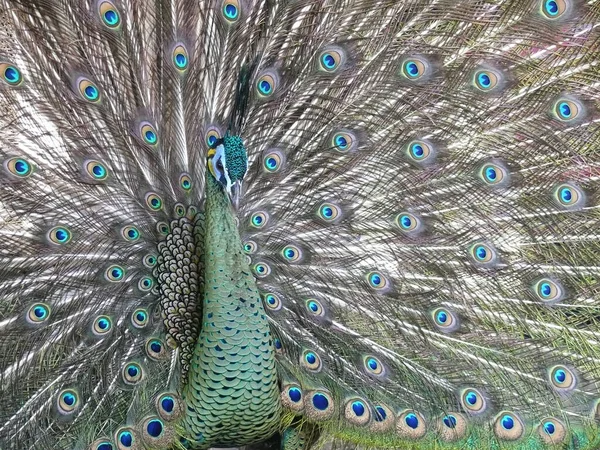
0,0,600,449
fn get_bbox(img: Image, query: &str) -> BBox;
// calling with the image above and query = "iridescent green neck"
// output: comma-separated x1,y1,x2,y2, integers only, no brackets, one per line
181,175,281,449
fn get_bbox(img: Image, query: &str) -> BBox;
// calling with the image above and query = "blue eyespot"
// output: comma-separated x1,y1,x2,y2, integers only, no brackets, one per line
534,277,564,303
1,63,23,86
179,173,192,191
250,211,268,228
319,48,345,73
146,338,167,360
222,1,241,22
461,388,486,414
301,350,322,371
443,415,457,428
256,70,279,98
331,130,357,153
5,157,33,178
132,308,148,328
263,150,285,173
375,406,387,422
553,183,584,209
401,57,428,80
57,389,79,414
28,303,50,323
553,98,581,122
312,393,329,410
96,442,113,450
363,355,385,377
139,122,159,146
138,276,154,291
406,140,434,164
145,192,163,211
288,387,302,403
542,0,568,19
318,202,341,223
405,413,419,429
549,365,576,392
367,271,388,290
93,315,112,335
501,415,514,430
118,430,133,447
146,419,163,438
479,161,509,187
470,242,497,265
161,396,174,413
253,262,271,277
544,421,555,435
48,226,72,245
99,1,121,28
172,44,189,71
282,245,302,263
473,69,500,91
306,299,325,317
105,265,125,282
352,401,365,416
123,362,143,384
263,293,282,311
76,77,101,103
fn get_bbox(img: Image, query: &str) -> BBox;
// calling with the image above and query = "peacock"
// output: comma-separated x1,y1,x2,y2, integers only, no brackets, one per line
1,0,600,449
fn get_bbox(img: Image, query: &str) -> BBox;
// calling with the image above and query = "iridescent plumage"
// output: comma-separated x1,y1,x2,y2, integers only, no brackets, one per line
1,0,600,449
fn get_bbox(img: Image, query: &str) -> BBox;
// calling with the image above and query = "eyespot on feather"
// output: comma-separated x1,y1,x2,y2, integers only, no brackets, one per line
1,62,23,86
98,0,121,29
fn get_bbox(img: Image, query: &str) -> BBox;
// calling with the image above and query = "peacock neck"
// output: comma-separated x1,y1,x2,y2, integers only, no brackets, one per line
181,174,281,448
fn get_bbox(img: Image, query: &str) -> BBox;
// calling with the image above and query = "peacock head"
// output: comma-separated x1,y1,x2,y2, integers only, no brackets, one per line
207,134,248,201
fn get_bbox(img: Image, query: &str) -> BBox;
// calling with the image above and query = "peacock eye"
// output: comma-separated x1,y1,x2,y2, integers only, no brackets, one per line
105,265,125,282
1,62,23,86
553,183,585,209
139,121,159,146
401,57,429,80
319,47,346,73
538,418,566,444
76,77,101,102
156,221,170,235
27,303,51,323
263,149,285,173
317,202,342,223
131,308,149,328
541,0,569,19
98,1,121,29
5,157,33,178
121,225,140,242
253,262,271,278
473,69,500,91
534,277,564,303
367,271,388,290
431,307,460,332
243,240,257,254
48,226,72,245
138,276,154,292
461,388,487,414
172,43,189,71
548,365,577,392
406,139,436,165
493,411,524,441
57,389,79,414
331,130,358,153
469,242,498,266
122,362,143,384
479,161,510,187
92,315,112,335
116,428,136,448
145,192,163,211
146,338,167,360
84,159,108,180
221,0,241,22
305,298,325,317
179,173,192,191
250,211,269,228
301,350,322,372
205,126,222,148
282,245,302,263
552,98,582,121
363,355,386,378
263,293,282,311
255,70,279,98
